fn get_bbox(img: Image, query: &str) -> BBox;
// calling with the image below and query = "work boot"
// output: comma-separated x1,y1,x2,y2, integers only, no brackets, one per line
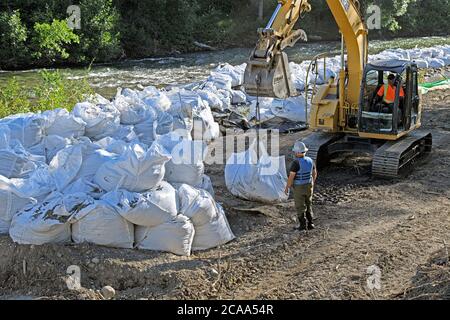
307,223,315,230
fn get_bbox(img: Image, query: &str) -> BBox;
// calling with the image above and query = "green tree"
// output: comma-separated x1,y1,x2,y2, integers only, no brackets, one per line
32,19,79,62
0,10,29,68
73,0,122,63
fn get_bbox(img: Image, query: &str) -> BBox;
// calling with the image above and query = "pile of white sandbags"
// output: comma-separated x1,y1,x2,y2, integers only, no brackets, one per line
0,84,234,256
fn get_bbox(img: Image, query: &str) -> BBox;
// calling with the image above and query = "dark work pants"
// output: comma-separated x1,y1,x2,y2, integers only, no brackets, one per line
293,183,314,228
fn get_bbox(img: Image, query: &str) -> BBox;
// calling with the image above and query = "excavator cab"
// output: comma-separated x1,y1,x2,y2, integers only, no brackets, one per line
359,61,421,136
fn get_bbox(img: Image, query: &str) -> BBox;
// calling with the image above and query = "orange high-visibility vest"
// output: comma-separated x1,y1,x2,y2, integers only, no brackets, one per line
377,84,405,103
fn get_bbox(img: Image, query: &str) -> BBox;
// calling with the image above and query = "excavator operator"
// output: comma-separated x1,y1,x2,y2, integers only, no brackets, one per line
375,74,405,113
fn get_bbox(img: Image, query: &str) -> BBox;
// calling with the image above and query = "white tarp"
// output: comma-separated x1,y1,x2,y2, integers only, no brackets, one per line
225,141,288,203
101,181,178,227
134,215,195,256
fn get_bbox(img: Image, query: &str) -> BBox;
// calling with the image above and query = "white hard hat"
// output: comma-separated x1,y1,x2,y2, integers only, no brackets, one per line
293,141,308,153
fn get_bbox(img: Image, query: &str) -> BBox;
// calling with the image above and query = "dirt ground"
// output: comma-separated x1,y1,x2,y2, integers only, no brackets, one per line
0,89,449,300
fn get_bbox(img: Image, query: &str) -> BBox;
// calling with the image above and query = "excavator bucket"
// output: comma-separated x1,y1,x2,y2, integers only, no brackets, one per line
244,52,297,99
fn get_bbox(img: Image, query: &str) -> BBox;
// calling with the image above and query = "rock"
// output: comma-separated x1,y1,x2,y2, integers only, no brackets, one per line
101,286,116,300
91,257,100,264
210,268,219,276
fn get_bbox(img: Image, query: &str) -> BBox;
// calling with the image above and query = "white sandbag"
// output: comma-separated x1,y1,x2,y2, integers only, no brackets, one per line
0,125,10,149
225,141,288,203
43,109,86,138
87,93,111,105
166,90,196,134
177,184,234,250
71,199,134,249
195,89,225,112
49,142,117,191
72,102,121,140
195,174,215,198
207,72,233,91
192,106,220,142
159,135,205,186
0,143,45,178
134,215,195,256
140,86,171,112
39,135,72,164
270,96,309,122
63,178,105,199
95,137,129,155
0,113,47,148
248,97,276,123
178,184,217,226
154,112,174,136
313,61,337,84
412,59,429,69
134,111,173,146
191,203,235,251
9,193,94,245
231,90,247,105
12,164,55,200
289,62,308,91
428,58,445,68
101,181,178,227
94,142,170,192
0,175,36,234
214,63,244,87
113,93,153,125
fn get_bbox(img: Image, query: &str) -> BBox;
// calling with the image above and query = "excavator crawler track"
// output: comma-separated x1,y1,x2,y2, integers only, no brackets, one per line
302,132,343,167
372,131,432,178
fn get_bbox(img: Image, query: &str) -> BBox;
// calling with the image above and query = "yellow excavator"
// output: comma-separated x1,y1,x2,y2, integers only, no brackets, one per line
244,0,432,178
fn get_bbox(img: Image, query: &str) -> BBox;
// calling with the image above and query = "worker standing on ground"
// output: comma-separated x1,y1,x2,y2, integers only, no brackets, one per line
285,141,317,231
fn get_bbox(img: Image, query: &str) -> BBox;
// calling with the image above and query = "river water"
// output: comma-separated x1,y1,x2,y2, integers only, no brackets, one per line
0,36,449,99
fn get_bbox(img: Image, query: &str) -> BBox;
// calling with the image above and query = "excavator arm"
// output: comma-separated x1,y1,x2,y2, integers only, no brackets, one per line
244,0,368,106
244,0,312,99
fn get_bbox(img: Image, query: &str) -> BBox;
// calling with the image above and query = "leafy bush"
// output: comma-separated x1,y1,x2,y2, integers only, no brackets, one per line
0,70,93,118
32,19,80,62
0,78,32,118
